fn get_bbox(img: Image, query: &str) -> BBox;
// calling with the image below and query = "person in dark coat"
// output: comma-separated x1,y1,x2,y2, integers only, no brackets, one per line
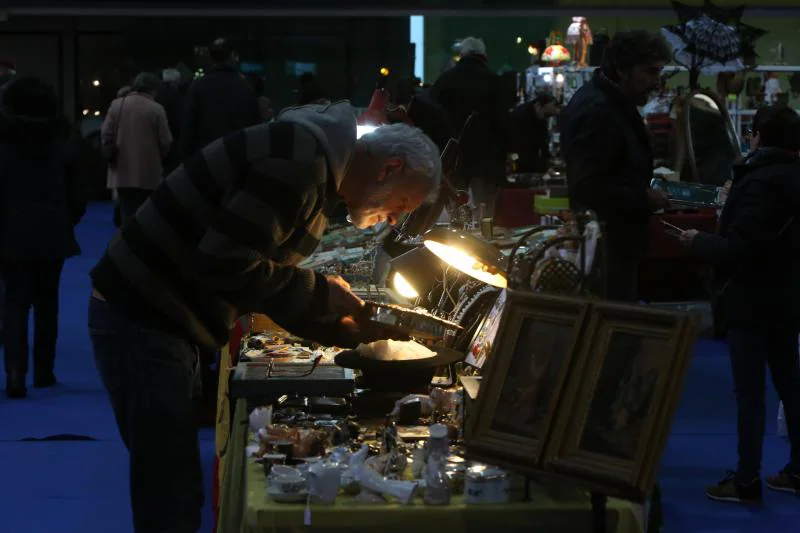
296,72,328,106
429,37,512,216
179,38,260,160
680,106,800,504
560,30,672,301
0,77,87,398
389,77,456,153
511,91,561,173
156,68,186,174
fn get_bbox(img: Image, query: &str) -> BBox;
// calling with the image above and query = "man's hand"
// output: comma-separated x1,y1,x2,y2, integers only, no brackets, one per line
325,275,364,316
679,229,699,246
647,189,671,210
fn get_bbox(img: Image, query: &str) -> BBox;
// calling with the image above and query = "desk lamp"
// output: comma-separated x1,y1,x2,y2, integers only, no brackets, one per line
387,246,443,299
422,227,508,288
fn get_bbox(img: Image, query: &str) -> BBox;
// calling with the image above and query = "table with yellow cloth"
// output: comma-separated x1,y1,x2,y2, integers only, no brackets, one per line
218,400,645,533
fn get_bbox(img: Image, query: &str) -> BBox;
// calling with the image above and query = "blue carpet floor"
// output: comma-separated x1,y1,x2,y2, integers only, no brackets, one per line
0,202,796,533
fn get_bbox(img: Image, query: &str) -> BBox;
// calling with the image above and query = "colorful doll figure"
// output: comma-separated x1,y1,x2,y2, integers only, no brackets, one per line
566,17,593,67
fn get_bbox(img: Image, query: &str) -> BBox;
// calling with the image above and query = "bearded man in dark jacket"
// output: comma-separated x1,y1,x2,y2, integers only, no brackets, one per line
560,30,672,301
681,106,800,504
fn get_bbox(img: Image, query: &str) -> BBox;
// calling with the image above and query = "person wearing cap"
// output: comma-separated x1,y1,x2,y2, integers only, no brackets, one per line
429,37,512,216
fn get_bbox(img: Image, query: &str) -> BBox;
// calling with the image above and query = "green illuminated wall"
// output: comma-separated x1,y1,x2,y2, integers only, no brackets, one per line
423,14,800,106
423,16,555,82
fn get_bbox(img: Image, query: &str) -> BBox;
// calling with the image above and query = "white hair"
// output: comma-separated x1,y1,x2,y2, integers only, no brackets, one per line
162,68,181,84
459,37,487,58
359,123,442,203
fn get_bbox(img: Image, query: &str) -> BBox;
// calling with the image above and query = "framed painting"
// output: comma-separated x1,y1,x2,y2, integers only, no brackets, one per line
542,302,699,502
464,290,590,471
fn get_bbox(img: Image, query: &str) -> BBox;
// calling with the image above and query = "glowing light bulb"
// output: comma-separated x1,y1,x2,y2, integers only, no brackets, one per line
423,241,507,288
82,109,89,116
393,272,419,299
528,45,539,56
93,111,101,116
379,67,390,76
556,73,565,83
356,125,377,139
543,73,553,83
516,36,523,44
92,80,100,87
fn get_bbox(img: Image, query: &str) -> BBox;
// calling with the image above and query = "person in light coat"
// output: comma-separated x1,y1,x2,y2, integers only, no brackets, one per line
101,72,172,225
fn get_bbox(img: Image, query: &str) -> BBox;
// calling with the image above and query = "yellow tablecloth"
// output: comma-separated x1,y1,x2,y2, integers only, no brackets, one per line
244,460,642,533
218,396,644,533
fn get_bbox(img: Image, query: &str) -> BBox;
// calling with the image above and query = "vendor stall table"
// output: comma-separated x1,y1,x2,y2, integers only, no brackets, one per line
218,398,645,533
640,209,718,302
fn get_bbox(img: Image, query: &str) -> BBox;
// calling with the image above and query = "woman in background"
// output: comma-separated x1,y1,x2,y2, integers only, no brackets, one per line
0,77,87,398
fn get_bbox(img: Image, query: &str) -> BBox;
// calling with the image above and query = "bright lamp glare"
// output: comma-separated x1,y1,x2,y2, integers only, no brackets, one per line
356,125,377,139
424,240,507,288
393,271,420,299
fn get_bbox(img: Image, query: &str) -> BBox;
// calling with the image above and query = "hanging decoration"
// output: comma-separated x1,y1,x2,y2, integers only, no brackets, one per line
542,31,571,65
661,0,766,89
566,17,593,68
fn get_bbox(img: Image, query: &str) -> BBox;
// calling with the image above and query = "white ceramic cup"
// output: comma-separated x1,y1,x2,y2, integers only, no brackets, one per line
307,462,342,504
268,465,306,494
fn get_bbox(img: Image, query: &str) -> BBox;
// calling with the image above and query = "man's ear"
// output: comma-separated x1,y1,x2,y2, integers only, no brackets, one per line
377,156,404,182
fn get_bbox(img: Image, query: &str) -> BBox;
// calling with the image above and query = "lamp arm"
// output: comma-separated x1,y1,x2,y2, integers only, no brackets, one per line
510,234,588,292
507,225,563,269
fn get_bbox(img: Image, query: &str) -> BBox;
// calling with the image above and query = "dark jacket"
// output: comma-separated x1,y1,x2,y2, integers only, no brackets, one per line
156,81,186,174
179,63,260,161
692,148,800,330
0,125,87,262
561,71,655,256
511,102,550,173
688,103,738,185
429,56,511,184
407,90,457,153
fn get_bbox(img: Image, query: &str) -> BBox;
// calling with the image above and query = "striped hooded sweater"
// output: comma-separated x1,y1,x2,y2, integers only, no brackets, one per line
91,101,358,349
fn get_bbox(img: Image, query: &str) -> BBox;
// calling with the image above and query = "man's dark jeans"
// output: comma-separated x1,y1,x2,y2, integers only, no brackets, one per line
728,327,800,479
88,296,204,533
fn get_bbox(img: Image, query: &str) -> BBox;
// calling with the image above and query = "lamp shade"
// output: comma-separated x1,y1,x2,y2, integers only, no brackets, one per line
422,227,508,288
388,246,442,299
542,45,571,64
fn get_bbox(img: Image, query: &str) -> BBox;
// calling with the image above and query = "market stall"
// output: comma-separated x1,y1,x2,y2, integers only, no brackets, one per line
222,392,644,533
212,186,700,533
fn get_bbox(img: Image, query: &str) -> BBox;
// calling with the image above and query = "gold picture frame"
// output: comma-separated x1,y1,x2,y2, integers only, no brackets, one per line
464,290,590,471
542,302,699,502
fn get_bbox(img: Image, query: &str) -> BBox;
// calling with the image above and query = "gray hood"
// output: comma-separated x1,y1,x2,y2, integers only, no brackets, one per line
277,100,358,190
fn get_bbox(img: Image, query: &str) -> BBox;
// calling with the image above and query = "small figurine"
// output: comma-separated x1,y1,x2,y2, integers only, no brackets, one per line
566,17,593,68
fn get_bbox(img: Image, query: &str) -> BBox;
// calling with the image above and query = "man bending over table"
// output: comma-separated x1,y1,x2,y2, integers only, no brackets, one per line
88,100,441,533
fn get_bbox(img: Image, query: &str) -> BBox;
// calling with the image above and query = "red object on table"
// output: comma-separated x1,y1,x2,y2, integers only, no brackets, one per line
639,209,718,301
494,188,545,228
648,209,718,259
647,209,717,259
